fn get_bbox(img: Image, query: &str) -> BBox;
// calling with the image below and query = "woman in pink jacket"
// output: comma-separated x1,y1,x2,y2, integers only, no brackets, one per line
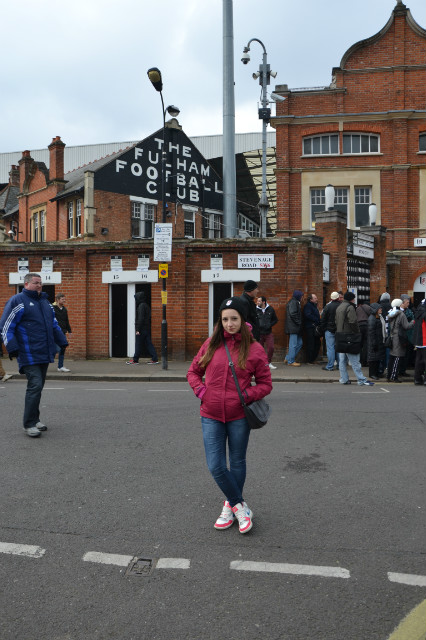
187,296,272,534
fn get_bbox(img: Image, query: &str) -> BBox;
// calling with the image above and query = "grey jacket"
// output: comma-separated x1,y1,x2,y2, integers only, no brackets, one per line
335,301,359,334
388,309,414,357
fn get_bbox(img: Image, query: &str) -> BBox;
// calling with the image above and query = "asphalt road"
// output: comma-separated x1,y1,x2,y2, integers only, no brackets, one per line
0,379,425,640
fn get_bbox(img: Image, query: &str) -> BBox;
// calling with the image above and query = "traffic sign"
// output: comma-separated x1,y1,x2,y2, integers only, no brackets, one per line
159,263,168,278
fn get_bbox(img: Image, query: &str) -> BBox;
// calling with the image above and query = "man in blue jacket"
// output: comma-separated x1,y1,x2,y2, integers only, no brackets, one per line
0,273,68,437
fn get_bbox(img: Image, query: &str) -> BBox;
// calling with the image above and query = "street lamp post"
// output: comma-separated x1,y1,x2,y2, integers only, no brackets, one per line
147,67,180,370
242,39,277,238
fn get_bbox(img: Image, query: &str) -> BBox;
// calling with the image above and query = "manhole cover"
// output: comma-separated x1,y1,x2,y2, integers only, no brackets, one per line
126,557,156,577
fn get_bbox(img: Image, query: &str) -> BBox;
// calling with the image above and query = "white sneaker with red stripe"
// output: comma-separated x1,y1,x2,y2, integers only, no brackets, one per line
214,500,235,529
232,502,253,533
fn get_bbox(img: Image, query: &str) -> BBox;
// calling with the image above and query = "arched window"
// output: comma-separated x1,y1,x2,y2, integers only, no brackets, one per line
342,133,379,154
303,134,339,156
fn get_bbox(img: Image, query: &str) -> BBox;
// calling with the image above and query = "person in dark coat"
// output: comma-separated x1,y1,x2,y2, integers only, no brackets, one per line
0,272,68,437
412,299,426,385
53,293,72,372
356,302,371,367
386,299,415,383
319,291,340,371
238,280,260,341
377,292,392,375
256,296,278,368
284,289,304,366
126,292,158,365
367,303,386,380
303,293,321,364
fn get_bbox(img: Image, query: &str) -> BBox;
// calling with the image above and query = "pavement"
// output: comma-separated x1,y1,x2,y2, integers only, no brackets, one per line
0,356,416,383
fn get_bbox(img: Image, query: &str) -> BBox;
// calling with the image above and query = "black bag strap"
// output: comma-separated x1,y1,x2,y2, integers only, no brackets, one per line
224,341,247,408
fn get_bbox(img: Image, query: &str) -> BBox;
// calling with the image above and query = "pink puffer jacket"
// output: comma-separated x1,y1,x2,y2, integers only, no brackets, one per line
187,332,273,422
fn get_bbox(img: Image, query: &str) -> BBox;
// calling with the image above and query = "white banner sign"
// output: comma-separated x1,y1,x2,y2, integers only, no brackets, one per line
154,223,173,262
414,238,426,247
102,270,159,284
9,272,62,285
238,254,274,269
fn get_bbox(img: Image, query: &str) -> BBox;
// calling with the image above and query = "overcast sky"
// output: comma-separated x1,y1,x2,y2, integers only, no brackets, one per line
1,0,425,153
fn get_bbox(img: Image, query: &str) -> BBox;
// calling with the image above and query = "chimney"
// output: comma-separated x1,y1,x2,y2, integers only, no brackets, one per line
9,165,20,187
18,150,33,191
48,136,65,181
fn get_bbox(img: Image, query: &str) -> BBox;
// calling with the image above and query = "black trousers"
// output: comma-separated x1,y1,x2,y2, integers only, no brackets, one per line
305,327,321,363
414,348,426,382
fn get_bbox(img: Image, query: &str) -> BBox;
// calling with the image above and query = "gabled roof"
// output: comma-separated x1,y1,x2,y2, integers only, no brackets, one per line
339,3,426,70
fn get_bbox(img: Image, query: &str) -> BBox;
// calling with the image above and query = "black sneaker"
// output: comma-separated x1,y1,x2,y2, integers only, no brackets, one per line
147,360,159,365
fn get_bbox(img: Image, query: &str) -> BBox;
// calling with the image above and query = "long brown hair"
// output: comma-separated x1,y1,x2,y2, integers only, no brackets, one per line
199,310,254,369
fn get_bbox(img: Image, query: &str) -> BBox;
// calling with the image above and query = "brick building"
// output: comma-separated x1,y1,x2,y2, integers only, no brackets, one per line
1,1,424,361
271,0,426,305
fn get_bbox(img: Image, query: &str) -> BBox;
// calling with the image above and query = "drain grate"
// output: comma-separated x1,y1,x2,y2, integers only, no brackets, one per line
125,557,156,577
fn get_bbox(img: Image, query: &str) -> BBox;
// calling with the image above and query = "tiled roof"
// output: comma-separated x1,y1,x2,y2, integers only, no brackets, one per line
54,146,134,199
0,184,19,216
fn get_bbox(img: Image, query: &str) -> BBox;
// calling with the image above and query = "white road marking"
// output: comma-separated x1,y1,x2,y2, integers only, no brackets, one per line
230,561,350,579
82,552,190,570
84,389,127,392
149,390,189,392
0,542,46,558
44,387,65,390
156,558,190,569
381,387,390,393
388,572,426,587
83,551,133,566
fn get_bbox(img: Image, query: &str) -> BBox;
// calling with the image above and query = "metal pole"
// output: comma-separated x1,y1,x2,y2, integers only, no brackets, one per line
260,49,268,239
223,0,236,238
160,93,168,370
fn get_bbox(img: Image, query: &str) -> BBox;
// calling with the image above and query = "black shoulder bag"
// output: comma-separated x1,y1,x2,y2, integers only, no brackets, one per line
224,342,271,430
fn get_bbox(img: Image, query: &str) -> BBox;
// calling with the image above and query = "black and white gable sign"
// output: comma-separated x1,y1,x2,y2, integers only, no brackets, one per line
95,127,223,210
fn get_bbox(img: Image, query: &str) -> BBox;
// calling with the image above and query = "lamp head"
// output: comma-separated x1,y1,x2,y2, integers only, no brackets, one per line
147,67,163,92
166,105,180,118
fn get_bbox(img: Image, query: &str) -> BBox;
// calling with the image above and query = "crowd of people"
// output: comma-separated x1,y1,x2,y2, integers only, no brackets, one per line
281,288,426,386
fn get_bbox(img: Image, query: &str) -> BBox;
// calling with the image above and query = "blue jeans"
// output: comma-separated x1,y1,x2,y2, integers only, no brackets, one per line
324,331,335,370
133,330,158,363
22,363,49,429
201,417,250,508
56,343,65,369
285,333,303,364
338,352,367,384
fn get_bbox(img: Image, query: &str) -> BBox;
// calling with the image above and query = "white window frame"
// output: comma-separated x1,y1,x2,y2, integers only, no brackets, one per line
310,187,349,229
204,208,223,239
342,133,380,155
183,206,197,238
68,201,74,238
238,213,260,237
354,187,372,228
130,196,157,239
303,134,339,156
76,199,82,236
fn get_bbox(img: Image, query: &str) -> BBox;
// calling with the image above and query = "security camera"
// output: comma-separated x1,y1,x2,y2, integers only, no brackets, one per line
270,92,286,103
241,51,250,65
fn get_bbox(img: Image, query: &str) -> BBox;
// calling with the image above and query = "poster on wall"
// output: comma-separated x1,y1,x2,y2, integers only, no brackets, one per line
110,256,123,271
18,257,29,273
137,255,150,272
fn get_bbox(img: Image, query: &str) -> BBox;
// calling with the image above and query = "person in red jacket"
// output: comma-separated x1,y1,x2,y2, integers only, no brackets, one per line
187,296,272,534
